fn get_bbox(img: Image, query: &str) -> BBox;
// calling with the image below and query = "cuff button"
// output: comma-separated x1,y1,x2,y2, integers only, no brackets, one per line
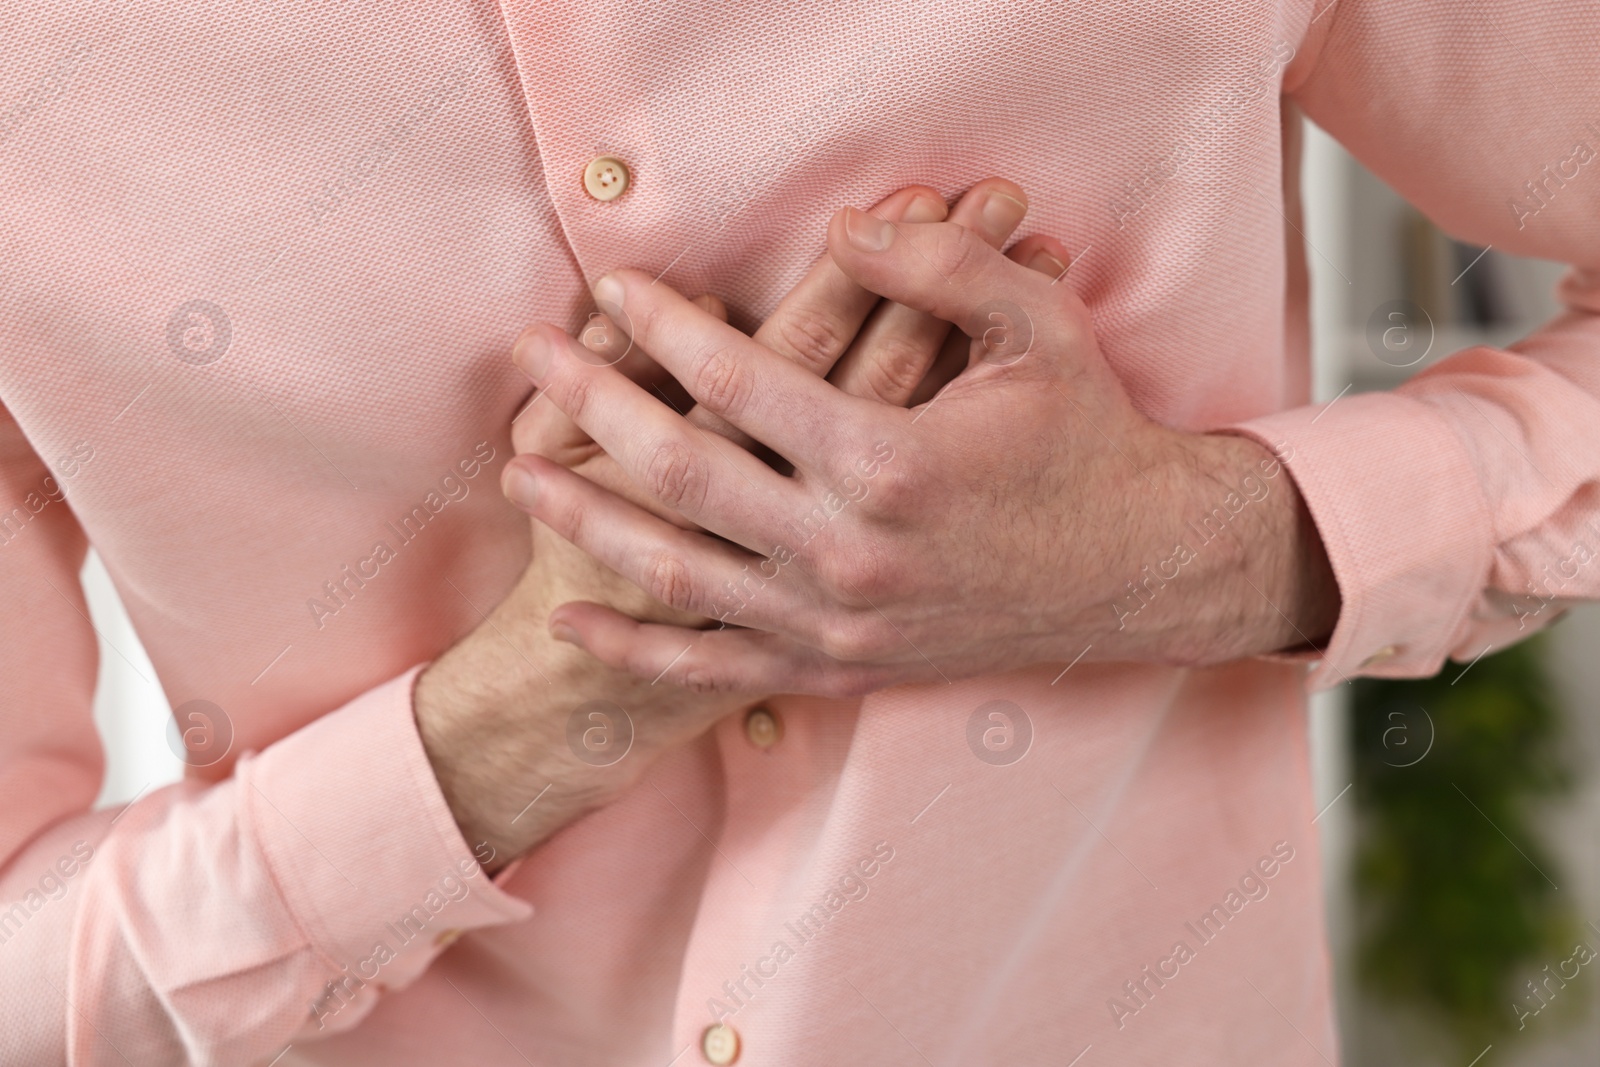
1359,644,1400,668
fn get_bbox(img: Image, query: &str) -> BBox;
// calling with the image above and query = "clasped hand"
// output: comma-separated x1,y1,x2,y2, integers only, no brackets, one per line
505,189,1328,696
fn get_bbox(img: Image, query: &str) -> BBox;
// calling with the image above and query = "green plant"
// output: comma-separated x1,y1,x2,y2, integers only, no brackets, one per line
1350,636,1580,1057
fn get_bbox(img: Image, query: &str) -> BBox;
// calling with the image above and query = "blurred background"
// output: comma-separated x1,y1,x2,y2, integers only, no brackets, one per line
82,115,1599,1064
1301,121,1600,1064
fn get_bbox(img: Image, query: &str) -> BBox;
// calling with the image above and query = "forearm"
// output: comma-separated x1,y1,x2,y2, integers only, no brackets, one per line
1089,430,1340,668
415,604,627,875
415,538,747,873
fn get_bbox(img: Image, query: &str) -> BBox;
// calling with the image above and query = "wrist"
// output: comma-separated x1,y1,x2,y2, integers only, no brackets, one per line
414,562,754,873
1180,430,1340,661
1092,430,1339,667
414,617,587,873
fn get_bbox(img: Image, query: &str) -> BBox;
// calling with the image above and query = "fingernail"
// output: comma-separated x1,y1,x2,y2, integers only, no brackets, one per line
979,191,1027,238
550,621,583,648
844,206,895,251
501,463,538,508
903,192,946,223
1028,248,1068,277
593,273,624,310
514,327,554,381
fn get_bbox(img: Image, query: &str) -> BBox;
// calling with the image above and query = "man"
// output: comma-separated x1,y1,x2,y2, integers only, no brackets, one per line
2,2,1597,1065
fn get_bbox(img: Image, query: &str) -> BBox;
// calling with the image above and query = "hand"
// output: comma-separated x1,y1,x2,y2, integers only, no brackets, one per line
414,180,1038,867
504,178,1042,638
504,206,1341,697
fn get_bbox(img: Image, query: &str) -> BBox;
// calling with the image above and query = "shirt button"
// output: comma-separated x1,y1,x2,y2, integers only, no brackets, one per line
701,1023,740,1065
744,706,782,749
433,928,463,949
1359,644,1400,668
583,156,630,201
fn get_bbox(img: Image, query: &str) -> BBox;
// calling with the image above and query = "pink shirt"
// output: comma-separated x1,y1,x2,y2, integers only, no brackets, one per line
3,1,1598,1063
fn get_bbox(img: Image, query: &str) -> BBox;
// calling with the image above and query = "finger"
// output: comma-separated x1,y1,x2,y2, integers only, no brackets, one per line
692,293,730,324
512,390,693,528
512,324,800,545
961,235,1077,373
904,236,1076,405
828,178,1028,404
749,185,946,375
548,602,891,699
905,327,971,408
500,455,801,626
530,293,725,460
591,293,723,377
511,294,731,532
516,346,671,465
827,212,1085,374
513,397,596,471
1002,235,1074,285
684,185,947,444
581,271,884,470
646,294,722,416
576,308,632,364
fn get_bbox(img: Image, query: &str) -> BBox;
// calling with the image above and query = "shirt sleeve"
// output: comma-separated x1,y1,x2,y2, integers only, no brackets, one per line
1224,0,1600,690
0,406,532,1066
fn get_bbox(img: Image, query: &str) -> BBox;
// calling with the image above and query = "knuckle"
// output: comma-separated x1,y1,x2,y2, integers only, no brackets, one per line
626,299,664,348
552,497,588,543
817,616,888,663
867,453,917,511
678,663,737,695
820,544,897,601
549,372,594,424
641,439,707,513
853,549,899,599
690,347,752,417
641,551,698,613
810,547,854,597
858,334,930,402
930,224,984,281
774,307,851,373
1065,308,1095,351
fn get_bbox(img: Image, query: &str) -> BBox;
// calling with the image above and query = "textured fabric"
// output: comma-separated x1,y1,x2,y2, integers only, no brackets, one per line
0,0,1596,1064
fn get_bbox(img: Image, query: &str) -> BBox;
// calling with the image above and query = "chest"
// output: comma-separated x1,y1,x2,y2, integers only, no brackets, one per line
0,0,1294,535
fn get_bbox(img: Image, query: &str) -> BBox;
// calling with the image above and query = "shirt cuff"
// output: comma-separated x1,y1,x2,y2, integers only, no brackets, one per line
1222,390,1495,691
242,664,534,991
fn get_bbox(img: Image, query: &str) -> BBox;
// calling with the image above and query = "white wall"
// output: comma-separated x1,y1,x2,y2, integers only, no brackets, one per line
82,550,180,809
